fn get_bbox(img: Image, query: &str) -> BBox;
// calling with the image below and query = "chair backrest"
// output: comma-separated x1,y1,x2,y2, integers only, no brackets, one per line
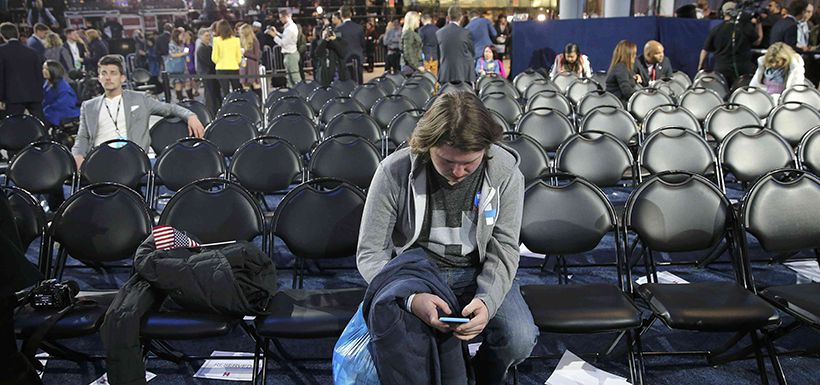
639,127,717,178
223,89,261,108
516,108,575,152
653,78,687,100
150,116,190,155
481,92,523,126
729,86,775,119
489,109,511,132
718,126,795,184
513,69,546,95
8,141,75,194
478,78,519,99
308,86,342,113
154,138,226,192
217,98,262,124
80,139,151,190
625,172,731,252
405,75,436,95
704,103,761,142
475,74,498,92
331,78,357,96
204,113,258,157
0,114,48,152
671,70,692,88
229,136,302,193
555,131,634,187
308,134,383,189
177,99,213,126
501,132,550,184
780,84,820,106
522,173,617,255
579,105,640,145
324,111,383,143
439,80,474,95
2,185,46,251
273,178,366,260
264,113,319,157
265,87,300,109
692,73,728,100
642,104,702,136
351,83,388,107
387,109,425,147
523,78,561,100
293,80,321,99
159,178,265,244
50,183,151,263
551,71,579,93
627,88,675,121
575,90,622,116
398,81,433,109
383,71,406,88
371,76,398,95
268,96,315,123
566,78,602,104
679,87,724,122
525,90,572,116
767,102,820,146
318,96,367,125
741,169,820,252
798,126,820,174
371,94,418,129
414,70,438,88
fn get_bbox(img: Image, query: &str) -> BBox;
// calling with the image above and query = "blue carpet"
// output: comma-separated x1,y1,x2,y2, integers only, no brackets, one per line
23,186,820,384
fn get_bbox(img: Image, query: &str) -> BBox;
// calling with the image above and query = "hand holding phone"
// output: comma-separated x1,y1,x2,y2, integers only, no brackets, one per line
439,317,470,324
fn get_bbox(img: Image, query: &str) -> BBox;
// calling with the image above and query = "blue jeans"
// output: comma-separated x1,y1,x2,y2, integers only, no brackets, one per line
440,267,538,385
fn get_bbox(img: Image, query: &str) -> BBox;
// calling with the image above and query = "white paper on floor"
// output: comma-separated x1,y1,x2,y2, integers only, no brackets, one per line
635,271,689,285
520,244,545,259
783,260,820,283
90,371,156,385
193,351,260,382
545,350,631,385
36,352,48,379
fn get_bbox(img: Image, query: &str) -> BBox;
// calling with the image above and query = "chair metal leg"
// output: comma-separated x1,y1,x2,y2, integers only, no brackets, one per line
749,331,771,385
261,339,269,385
252,336,262,385
762,330,788,385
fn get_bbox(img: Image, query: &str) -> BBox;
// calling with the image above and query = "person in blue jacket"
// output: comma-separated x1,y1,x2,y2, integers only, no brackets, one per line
42,60,80,127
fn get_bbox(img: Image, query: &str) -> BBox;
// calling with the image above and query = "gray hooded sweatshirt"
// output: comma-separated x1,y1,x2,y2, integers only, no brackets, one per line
356,144,523,318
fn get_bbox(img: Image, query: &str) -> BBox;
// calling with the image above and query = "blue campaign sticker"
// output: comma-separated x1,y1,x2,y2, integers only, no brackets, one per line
484,209,497,218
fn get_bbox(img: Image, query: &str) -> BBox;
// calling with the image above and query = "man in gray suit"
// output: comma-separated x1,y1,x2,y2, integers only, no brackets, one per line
72,55,205,168
436,6,475,84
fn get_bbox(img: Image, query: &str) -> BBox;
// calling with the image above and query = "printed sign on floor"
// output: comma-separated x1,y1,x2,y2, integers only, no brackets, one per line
635,271,689,285
545,350,631,385
90,371,156,385
193,351,261,382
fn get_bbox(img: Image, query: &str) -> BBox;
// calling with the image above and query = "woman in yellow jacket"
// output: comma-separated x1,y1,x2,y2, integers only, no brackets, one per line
211,19,242,97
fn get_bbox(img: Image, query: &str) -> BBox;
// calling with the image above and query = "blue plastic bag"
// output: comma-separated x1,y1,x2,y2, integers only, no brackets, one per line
332,303,380,385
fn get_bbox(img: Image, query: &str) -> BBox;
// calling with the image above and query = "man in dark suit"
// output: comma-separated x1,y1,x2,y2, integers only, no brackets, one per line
465,9,497,59
335,5,365,83
196,27,221,117
419,13,439,74
154,23,173,62
436,6,475,84
770,0,805,48
26,23,48,60
0,22,45,120
635,40,674,86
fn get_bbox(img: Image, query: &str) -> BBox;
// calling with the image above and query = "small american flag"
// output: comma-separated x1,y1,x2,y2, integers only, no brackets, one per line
153,225,201,251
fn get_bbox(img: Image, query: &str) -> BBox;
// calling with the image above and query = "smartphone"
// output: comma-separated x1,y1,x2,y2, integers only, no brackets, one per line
439,317,470,324
183,47,190,53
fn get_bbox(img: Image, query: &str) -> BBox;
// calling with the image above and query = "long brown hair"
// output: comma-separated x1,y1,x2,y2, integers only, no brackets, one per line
215,19,233,39
608,40,637,73
409,92,502,157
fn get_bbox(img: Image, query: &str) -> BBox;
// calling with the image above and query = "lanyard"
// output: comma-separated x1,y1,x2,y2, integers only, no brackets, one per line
103,97,123,137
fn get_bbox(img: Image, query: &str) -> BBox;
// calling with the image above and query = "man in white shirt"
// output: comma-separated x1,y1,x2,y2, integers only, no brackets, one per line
796,3,814,51
72,55,205,169
269,9,302,87
63,28,85,72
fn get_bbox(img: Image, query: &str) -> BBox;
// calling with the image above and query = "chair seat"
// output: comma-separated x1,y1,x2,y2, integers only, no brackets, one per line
521,284,642,333
638,282,780,332
15,291,116,339
254,288,365,338
760,283,820,325
140,312,239,339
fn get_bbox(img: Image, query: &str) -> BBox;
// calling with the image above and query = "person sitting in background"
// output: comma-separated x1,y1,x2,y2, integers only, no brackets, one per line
635,40,673,86
749,42,805,96
26,23,49,59
549,43,592,78
475,45,505,78
42,60,80,127
44,32,72,71
83,29,109,75
605,40,641,103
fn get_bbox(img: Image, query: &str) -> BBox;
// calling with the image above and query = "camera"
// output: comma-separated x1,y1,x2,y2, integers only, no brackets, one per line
29,279,78,310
